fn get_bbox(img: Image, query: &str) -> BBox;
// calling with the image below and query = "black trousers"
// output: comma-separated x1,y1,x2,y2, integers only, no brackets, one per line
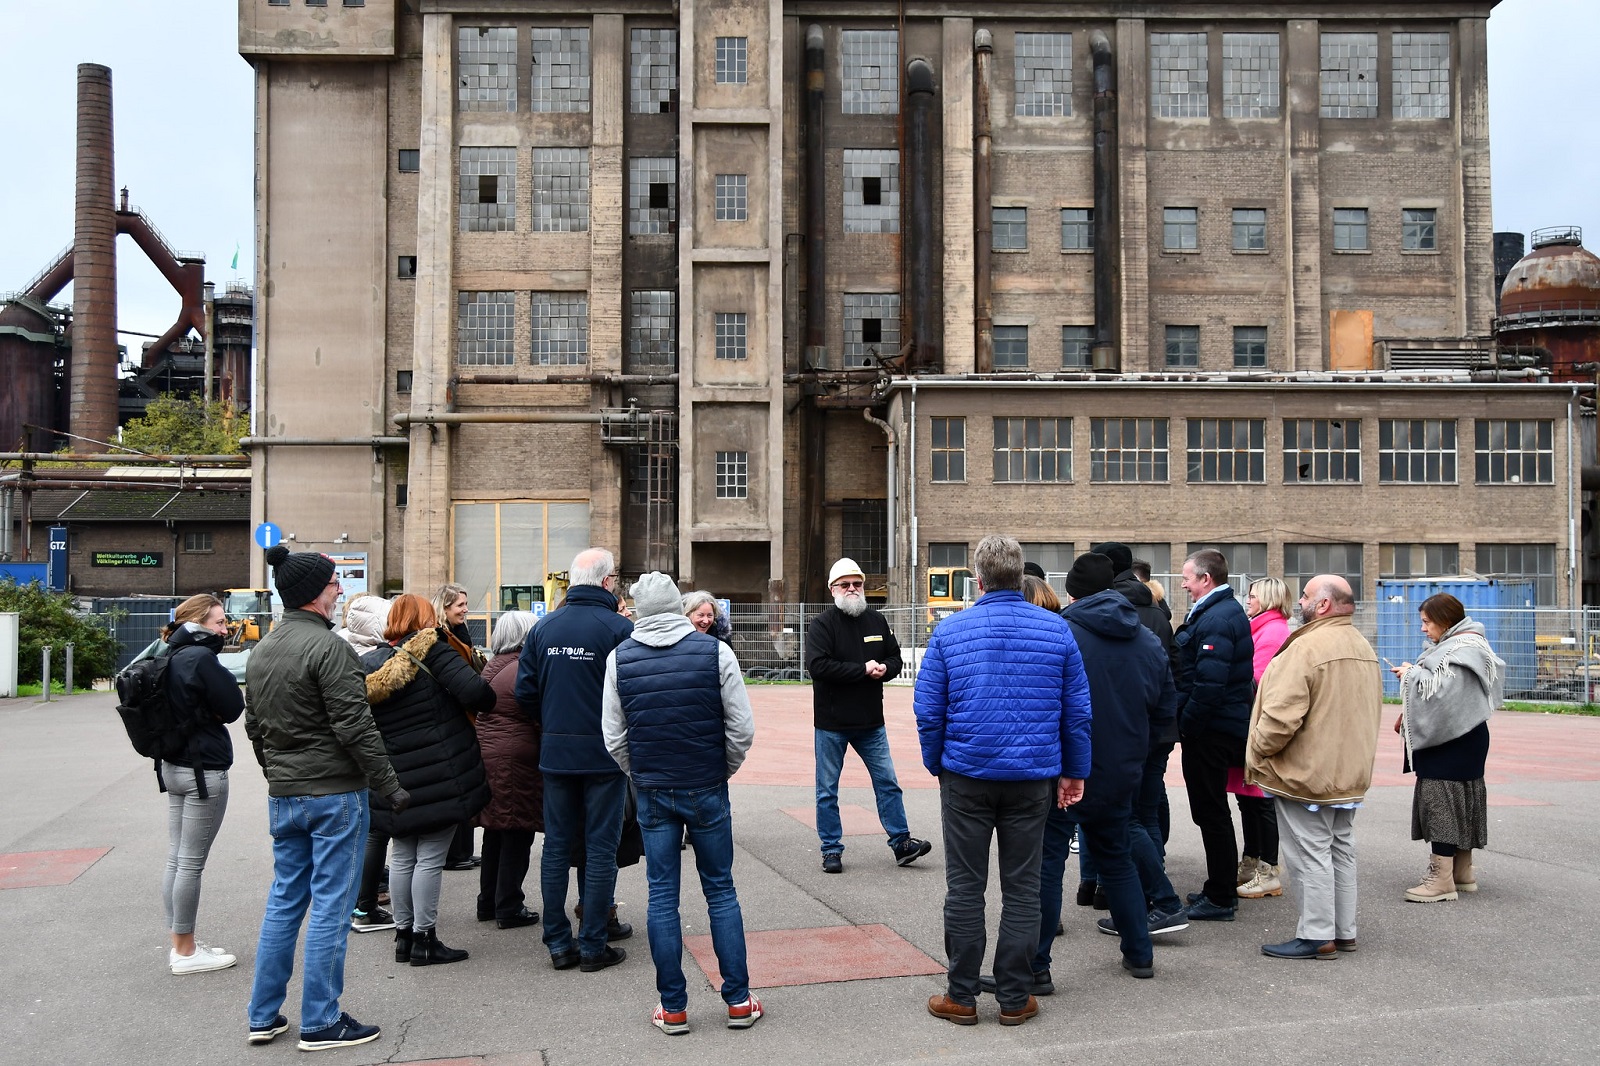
1181,731,1246,906
355,829,390,914
478,828,538,919
446,818,477,864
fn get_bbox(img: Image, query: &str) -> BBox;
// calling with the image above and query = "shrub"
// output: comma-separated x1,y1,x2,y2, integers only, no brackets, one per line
0,579,122,685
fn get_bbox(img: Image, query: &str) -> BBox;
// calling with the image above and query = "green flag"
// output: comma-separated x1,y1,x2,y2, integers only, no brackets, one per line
230,243,240,271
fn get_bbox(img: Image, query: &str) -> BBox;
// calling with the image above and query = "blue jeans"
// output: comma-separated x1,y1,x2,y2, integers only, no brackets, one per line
814,727,910,855
1035,805,1079,973
637,783,750,1012
1036,797,1153,970
247,791,369,1034
1137,742,1176,857
540,771,626,958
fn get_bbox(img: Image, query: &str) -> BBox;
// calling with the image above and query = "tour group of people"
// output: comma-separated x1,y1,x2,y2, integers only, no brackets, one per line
141,535,1502,1045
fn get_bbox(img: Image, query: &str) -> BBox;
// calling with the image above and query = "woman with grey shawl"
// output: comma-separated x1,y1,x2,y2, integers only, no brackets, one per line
1389,593,1504,903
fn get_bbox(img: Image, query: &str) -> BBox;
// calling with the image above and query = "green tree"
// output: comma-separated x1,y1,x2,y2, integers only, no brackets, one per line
0,579,122,685
119,395,246,455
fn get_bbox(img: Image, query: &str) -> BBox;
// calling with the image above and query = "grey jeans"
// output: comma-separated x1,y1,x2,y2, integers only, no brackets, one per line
161,765,230,935
1274,797,1359,942
390,825,456,932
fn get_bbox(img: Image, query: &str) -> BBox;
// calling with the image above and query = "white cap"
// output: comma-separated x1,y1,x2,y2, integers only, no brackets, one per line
828,558,865,586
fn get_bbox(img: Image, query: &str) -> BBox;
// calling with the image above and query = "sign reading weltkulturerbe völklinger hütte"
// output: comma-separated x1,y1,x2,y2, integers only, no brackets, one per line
90,552,164,568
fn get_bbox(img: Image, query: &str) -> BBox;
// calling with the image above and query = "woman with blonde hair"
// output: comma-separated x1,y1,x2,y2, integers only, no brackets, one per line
682,590,733,644
1235,577,1294,899
157,593,245,974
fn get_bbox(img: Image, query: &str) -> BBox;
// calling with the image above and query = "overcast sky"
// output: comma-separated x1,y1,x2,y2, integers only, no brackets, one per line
0,0,1593,343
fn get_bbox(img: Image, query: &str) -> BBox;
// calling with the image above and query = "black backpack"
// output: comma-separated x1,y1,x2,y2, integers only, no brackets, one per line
115,652,212,796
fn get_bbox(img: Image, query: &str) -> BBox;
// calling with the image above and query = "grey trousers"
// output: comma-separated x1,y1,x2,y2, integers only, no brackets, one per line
161,765,230,936
1273,797,1358,942
390,825,456,932
939,771,1052,1011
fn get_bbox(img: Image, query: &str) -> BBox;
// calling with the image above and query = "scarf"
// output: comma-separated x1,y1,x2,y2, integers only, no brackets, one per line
1400,617,1504,758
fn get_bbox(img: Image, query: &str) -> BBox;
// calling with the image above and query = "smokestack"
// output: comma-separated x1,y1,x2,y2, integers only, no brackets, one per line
70,63,118,447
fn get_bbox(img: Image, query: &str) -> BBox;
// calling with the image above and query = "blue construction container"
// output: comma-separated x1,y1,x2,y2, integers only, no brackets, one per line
1375,580,1537,699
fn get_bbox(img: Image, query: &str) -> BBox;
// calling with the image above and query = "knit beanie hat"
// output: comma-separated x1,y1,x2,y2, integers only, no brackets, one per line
1065,552,1116,600
1090,541,1133,576
265,544,336,609
629,571,683,618
1023,561,1046,579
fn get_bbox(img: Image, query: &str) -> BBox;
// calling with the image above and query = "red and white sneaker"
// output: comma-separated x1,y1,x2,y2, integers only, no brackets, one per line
652,1004,689,1035
727,993,763,1029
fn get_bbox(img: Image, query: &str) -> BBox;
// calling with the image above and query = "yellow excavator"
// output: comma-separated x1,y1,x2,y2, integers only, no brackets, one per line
223,588,275,647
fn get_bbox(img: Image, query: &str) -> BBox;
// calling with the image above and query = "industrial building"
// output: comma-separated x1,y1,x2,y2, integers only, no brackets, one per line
238,0,1591,622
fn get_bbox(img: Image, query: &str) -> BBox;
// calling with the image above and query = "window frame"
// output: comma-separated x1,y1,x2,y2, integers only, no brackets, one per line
1401,207,1438,252
1283,417,1362,483
1332,207,1370,252
1231,207,1267,252
1232,325,1267,369
1163,206,1199,253
992,206,1028,251
1474,419,1555,485
992,416,1073,484
1090,417,1170,483
714,450,750,499
1060,207,1094,253
1165,324,1200,368
930,416,967,483
1378,418,1457,484
1186,418,1266,483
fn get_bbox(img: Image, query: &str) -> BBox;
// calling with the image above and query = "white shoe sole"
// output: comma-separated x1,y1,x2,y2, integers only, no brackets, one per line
248,1021,290,1045
298,1030,380,1052
350,922,397,933
171,955,237,975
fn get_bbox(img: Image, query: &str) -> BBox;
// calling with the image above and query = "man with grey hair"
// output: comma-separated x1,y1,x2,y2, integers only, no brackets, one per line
915,535,1092,1027
515,548,635,972
807,557,930,874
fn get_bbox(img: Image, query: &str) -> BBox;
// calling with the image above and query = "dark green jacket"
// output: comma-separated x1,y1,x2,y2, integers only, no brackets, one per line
245,609,400,799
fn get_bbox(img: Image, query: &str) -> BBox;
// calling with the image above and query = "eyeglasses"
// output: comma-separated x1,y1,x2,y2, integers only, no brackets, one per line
833,580,864,590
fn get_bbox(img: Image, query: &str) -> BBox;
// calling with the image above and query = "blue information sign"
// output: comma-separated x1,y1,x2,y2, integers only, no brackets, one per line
47,525,68,592
254,522,283,550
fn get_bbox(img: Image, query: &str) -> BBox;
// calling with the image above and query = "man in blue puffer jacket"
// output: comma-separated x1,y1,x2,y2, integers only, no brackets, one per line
914,535,1092,1028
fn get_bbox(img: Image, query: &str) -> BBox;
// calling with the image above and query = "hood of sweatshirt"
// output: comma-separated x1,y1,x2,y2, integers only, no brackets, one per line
627,611,699,648
1062,588,1144,640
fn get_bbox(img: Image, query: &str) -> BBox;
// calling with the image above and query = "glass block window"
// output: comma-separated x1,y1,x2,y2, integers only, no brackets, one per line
715,174,748,222
843,293,901,367
1233,326,1267,368
714,312,747,361
530,28,591,113
1061,208,1093,251
992,207,1028,250
1380,419,1456,483
1164,207,1199,251
930,417,966,482
929,542,968,568
1062,325,1093,368
842,498,888,574
1476,542,1558,605
629,290,677,368
1165,325,1199,367
457,291,515,366
842,29,899,114
715,451,749,499
1393,32,1450,118
1285,542,1364,599
1232,208,1266,251
459,148,516,232
993,417,1072,483
398,149,420,172
1150,32,1208,118
1402,207,1437,251
843,150,899,234
1284,418,1361,482
1187,418,1265,483
1320,33,1378,118
628,157,676,235
458,27,517,112
715,36,748,85
1015,32,1072,117
1381,543,1460,580
530,292,588,365
1333,207,1369,251
1223,32,1280,118
532,148,589,232
1474,419,1554,484
630,28,678,114
993,325,1029,369
1091,418,1169,482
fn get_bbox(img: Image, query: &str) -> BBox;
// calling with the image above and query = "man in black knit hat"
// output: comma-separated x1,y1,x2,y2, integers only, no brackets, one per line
244,545,408,1052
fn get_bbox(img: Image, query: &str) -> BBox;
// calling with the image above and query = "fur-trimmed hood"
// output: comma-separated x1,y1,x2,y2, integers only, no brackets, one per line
365,627,439,704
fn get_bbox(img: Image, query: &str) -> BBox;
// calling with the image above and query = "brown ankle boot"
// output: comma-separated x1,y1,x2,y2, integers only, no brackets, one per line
1405,853,1458,902
1452,850,1477,893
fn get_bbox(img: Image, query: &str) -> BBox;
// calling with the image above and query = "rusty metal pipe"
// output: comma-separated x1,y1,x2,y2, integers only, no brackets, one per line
0,451,247,464
1090,30,1120,371
905,58,939,374
973,31,994,374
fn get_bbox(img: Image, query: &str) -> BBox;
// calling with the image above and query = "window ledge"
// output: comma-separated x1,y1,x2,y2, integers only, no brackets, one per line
992,247,1030,254
1060,248,1094,255
1331,248,1372,255
1160,249,1201,256
1231,249,1270,256
1400,249,1441,256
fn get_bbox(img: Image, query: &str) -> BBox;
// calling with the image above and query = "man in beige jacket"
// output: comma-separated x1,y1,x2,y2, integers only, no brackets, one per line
1245,574,1382,961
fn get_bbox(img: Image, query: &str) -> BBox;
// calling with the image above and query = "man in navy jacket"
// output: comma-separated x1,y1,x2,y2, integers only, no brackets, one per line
515,547,634,972
914,535,1092,1028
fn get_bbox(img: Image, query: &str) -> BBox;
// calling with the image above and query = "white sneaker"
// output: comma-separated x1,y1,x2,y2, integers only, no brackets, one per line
171,944,237,975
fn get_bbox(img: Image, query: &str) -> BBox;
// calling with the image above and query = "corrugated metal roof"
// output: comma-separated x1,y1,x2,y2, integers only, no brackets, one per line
27,490,251,522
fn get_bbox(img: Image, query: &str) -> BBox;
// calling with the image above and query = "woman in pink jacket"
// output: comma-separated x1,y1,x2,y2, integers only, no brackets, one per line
1235,578,1293,899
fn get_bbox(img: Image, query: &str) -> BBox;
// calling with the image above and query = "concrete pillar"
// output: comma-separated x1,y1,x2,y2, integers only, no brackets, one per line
1115,21,1149,369
1285,20,1325,370
941,19,975,374
1457,17,1495,337
590,14,626,566
70,63,118,447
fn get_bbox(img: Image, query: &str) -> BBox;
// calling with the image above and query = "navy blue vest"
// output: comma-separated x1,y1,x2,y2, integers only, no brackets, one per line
614,631,726,790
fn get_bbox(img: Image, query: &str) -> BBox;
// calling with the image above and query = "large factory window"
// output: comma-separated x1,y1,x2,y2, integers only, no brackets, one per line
1222,32,1280,118
1090,418,1168,483
716,37,748,84
458,27,518,113
1380,418,1456,483
1320,33,1378,118
1060,208,1093,252
993,417,1072,484
457,291,516,366
928,543,968,568
992,207,1027,251
715,452,749,499
1284,418,1361,483
531,292,589,365
628,157,676,235
842,499,888,575
1150,32,1208,119
714,313,747,361
1187,418,1266,483
629,290,677,368
530,28,591,113
1061,325,1093,368
630,28,678,113
1014,32,1072,117
841,29,899,114
459,148,516,232
1164,325,1199,367
1284,543,1364,599
1232,326,1267,368
1474,419,1553,484
1475,543,1557,606
533,147,590,232
451,501,592,622
1393,32,1450,119
843,150,899,234
1402,208,1437,251
930,417,965,482
715,174,748,222
842,293,900,367
993,326,1029,369
1188,542,1267,585
1381,543,1460,581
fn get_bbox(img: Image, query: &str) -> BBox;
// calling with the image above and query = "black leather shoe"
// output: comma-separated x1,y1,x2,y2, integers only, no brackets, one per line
409,928,468,966
497,908,540,929
444,856,482,871
393,927,413,964
550,947,581,970
579,945,627,972
1075,880,1097,906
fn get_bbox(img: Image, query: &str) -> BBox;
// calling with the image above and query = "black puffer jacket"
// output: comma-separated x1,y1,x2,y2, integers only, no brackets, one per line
164,622,245,771
361,628,495,836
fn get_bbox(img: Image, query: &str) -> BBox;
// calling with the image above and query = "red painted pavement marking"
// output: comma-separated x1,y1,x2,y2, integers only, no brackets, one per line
686,923,944,989
0,847,112,890
741,684,935,789
779,804,887,836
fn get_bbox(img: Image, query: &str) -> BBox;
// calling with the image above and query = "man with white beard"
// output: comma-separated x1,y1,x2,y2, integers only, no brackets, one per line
806,558,931,874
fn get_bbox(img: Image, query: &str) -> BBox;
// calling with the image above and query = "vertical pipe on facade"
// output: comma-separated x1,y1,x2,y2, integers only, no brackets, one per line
69,64,119,447
863,408,897,583
895,0,909,369
803,26,829,603
1090,31,1120,371
972,31,993,374
905,59,940,374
